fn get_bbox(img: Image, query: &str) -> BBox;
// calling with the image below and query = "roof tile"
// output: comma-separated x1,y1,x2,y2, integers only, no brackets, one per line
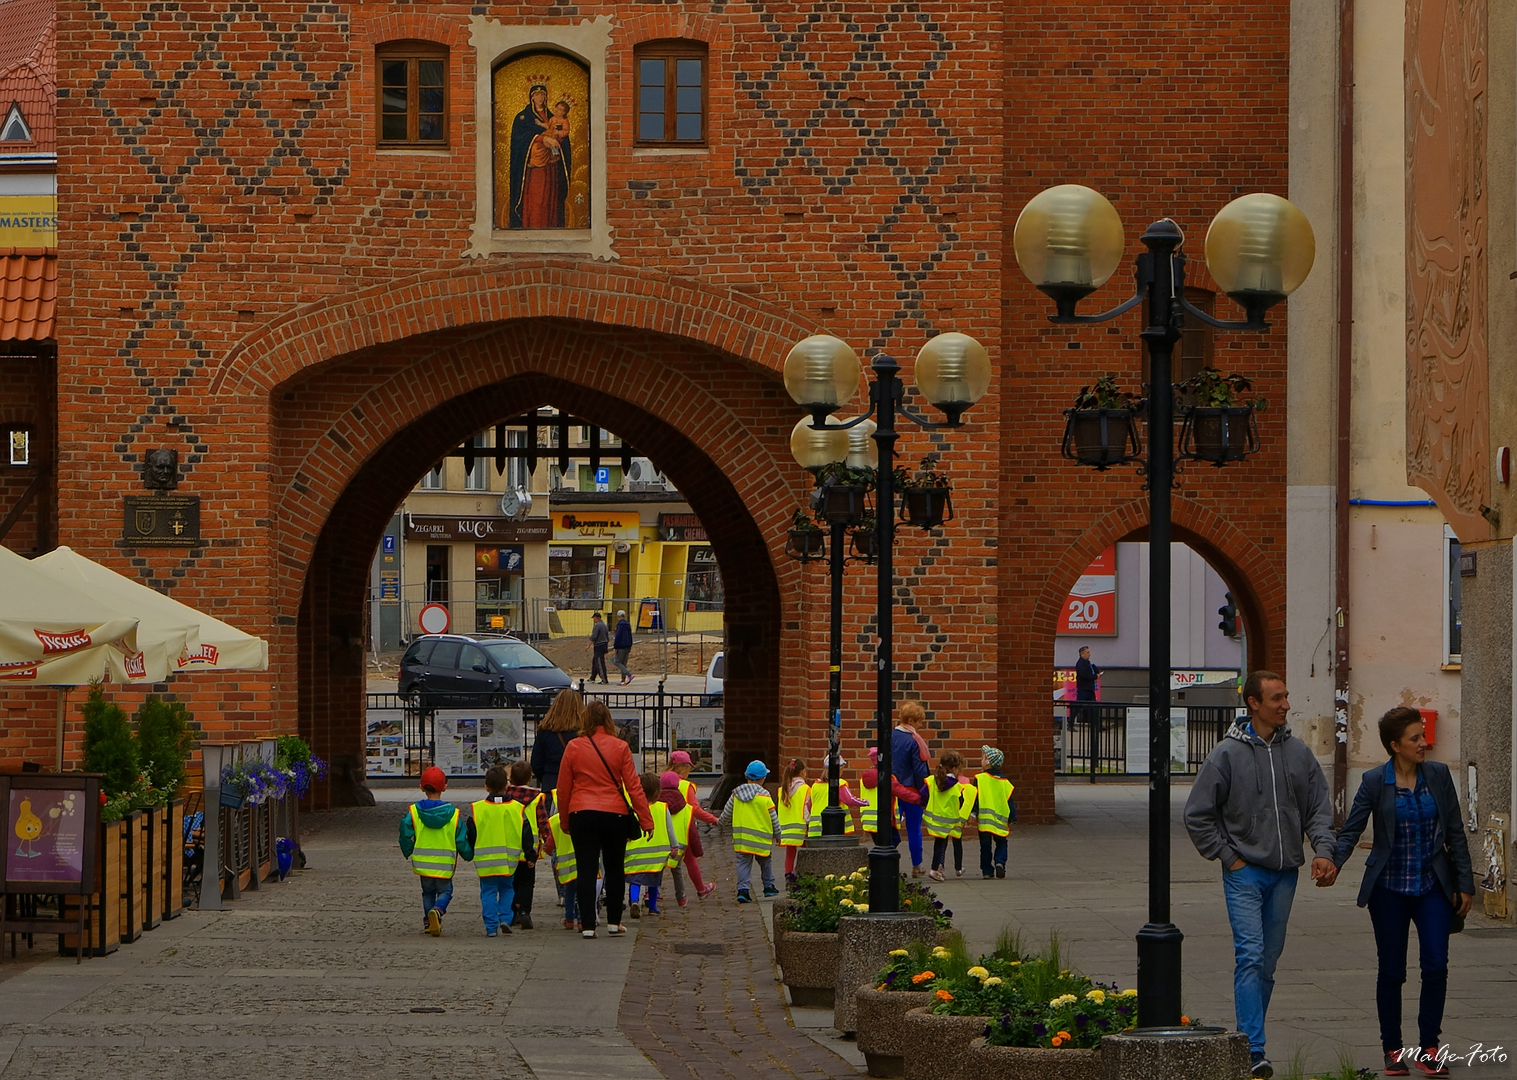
0,248,56,341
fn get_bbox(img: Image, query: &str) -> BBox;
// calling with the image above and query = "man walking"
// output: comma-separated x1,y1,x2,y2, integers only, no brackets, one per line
1184,671,1337,1079
588,612,610,684
612,609,634,685
1074,645,1101,701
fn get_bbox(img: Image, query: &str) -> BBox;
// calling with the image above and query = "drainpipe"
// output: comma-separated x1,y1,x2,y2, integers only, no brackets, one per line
1332,0,1355,826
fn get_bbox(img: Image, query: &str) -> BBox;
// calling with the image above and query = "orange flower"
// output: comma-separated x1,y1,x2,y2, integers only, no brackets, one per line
935,989,954,1002
1056,1031,1071,1041
1181,1016,1190,1025
877,984,888,992
910,971,935,985
1050,1037,1063,1047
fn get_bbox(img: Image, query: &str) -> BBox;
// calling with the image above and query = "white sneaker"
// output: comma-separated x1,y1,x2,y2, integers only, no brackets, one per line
607,924,627,936
581,929,597,939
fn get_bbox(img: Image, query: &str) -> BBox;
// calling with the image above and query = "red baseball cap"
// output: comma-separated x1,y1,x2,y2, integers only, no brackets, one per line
419,766,448,793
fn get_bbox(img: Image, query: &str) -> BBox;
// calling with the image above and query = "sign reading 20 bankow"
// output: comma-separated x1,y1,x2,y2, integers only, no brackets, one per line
1060,546,1116,635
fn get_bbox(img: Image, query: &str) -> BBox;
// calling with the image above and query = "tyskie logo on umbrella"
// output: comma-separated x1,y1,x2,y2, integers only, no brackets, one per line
34,628,92,654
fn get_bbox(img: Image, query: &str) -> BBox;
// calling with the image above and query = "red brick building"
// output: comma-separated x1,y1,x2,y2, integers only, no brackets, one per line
1,1,1291,823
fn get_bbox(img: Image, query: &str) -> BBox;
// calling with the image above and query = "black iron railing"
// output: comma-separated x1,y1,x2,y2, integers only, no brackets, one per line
1053,702,1243,778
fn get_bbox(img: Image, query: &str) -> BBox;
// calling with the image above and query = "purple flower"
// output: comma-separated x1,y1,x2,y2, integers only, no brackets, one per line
1074,1013,1088,1028
1097,1018,1110,1030
1032,1023,1046,1037
1116,1005,1131,1016
933,900,944,909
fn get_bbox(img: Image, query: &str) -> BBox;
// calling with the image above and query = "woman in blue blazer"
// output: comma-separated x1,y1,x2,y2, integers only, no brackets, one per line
1328,707,1474,1077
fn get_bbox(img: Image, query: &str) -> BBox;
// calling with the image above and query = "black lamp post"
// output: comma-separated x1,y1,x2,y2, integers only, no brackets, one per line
1013,185,1315,1027
783,332,990,912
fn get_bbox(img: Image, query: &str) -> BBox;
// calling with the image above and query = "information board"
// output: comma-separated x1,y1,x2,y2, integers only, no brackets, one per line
433,709,525,776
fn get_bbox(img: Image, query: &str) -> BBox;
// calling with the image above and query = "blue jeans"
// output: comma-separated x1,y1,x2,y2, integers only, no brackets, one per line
1222,863,1299,1055
1367,884,1453,1053
563,877,580,924
979,832,1008,876
735,851,775,893
419,875,454,924
901,801,925,867
479,874,516,933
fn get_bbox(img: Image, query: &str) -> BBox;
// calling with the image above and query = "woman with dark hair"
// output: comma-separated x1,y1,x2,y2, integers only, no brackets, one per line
1328,706,1474,1077
555,699,653,938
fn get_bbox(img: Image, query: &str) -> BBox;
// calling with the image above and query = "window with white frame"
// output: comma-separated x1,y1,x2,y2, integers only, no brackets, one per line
465,432,489,490
1444,524,1462,664
507,428,526,491
420,462,445,489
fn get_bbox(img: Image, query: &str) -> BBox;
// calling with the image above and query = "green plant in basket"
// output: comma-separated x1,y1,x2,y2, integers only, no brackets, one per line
82,683,138,797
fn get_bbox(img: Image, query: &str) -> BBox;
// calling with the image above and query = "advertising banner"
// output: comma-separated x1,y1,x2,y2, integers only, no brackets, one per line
0,195,57,247
6,787,86,885
552,512,639,542
1060,545,1117,635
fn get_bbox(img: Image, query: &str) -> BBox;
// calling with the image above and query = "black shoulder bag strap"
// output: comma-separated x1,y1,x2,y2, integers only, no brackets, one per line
586,734,642,839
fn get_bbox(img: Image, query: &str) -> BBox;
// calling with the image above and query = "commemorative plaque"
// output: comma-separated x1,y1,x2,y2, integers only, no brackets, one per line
123,494,202,547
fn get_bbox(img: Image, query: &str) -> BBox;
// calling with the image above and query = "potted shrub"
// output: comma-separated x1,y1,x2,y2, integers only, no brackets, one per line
815,461,875,526
850,515,880,562
856,940,951,1078
1062,375,1142,470
896,456,953,529
134,696,196,930
772,868,868,1006
786,508,827,562
1177,367,1263,464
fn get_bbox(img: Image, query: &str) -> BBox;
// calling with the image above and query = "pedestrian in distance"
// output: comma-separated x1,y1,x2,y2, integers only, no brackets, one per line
470,765,527,937
1184,670,1337,1080
626,773,682,918
716,759,782,902
588,611,611,684
1327,706,1474,1078
776,758,810,881
556,699,654,939
1072,644,1102,730
925,751,974,881
669,750,719,899
893,700,933,876
656,770,695,907
531,688,584,795
502,759,549,930
398,766,473,937
612,608,634,685
970,745,1013,879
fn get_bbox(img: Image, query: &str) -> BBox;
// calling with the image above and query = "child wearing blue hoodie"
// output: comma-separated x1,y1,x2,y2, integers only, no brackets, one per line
716,760,782,902
399,766,474,936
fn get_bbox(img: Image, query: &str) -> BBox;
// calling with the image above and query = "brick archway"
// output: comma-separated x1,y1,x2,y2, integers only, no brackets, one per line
279,317,802,804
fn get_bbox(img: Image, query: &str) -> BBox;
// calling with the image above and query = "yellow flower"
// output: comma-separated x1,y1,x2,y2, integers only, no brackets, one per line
1050,994,1077,1008
931,946,951,959
1120,989,1137,998
983,977,1003,988
824,874,836,882
840,898,854,908
854,903,869,913
1085,989,1106,1004
889,949,909,957
834,885,848,893
967,966,990,979
850,870,867,881
1060,970,1070,977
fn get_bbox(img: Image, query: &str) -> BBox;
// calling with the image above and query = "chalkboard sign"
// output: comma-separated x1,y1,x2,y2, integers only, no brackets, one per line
1,774,101,894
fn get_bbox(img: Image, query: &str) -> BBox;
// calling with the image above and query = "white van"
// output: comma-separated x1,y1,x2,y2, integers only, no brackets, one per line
704,651,724,701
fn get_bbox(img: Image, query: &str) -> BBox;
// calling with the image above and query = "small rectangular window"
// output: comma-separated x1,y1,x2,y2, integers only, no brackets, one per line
376,42,449,147
1445,525,1462,664
634,42,707,146
420,463,444,490
465,432,489,491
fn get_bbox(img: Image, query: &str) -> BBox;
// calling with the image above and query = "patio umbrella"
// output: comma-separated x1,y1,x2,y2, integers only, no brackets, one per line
32,546,267,675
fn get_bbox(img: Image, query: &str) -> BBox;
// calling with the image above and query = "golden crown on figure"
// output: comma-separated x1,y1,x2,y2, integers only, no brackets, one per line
524,74,553,96
552,91,576,111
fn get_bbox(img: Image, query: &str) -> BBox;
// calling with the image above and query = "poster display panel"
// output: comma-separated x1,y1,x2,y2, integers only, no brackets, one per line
0,774,100,896
1059,546,1117,635
671,708,723,773
365,709,406,777
434,709,525,776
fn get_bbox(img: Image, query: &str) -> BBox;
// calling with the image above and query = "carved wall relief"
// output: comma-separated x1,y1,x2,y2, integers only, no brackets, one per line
1406,0,1489,540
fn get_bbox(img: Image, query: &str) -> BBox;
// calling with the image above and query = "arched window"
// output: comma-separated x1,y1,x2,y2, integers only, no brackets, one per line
634,40,707,145
376,41,449,146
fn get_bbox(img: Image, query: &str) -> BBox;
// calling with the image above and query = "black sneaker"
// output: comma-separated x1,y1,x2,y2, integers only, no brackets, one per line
995,864,1006,879
763,884,780,898
516,912,533,930
736,888,753,903
1249,1052,1272,1079
1384,1050,1410,1076
499,921,513,935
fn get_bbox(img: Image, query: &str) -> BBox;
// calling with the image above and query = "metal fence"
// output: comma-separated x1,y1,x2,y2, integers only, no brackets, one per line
365,684,723,780
1053,703,1244,779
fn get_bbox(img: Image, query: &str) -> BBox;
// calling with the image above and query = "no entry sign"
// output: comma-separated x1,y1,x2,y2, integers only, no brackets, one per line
417,603,450,635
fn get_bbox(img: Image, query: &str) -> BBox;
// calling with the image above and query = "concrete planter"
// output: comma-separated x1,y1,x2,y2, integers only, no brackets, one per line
968,1037,1101,1080
856,987,933,1077
902,1006,989,1080
1097,1027,1248,1079
773,925,839,1007
834,912,934,1034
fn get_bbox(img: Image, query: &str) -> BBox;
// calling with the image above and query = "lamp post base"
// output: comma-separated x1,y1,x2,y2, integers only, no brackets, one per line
1135,921,1184,1028
866,843,901,913
792,833,869,882
819,806,849,836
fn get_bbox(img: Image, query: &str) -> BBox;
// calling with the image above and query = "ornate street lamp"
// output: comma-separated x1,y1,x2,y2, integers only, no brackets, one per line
783,331,990,912
1015,186,1314,1028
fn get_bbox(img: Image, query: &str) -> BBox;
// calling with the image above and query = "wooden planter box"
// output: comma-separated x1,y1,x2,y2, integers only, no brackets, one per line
118,809,144,942
163,799,185,918
773,924,840,1007
139,804,166,932
856,987,933,1077
966,1037,1100,1080
902,1007,989,1080
61,818,124,957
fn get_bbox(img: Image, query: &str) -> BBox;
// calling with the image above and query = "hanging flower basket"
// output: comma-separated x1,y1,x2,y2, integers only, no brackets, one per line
820,484,869,526
787,527,827,562
850,528,881,562
219,783,247,810
1179,405,1258,465
899,488,952,529
1061,409,1141,470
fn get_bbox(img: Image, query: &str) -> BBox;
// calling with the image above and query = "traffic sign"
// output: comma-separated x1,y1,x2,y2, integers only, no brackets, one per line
418,603,450,635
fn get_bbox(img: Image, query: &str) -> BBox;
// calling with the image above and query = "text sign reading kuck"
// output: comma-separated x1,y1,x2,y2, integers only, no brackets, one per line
122,494,202,548
1060,546,1117,635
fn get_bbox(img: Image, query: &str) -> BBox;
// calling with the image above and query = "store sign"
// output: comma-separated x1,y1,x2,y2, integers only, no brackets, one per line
405,515,549,542
689,546,717,564
659,513,708,541
0,195,56,247
553,511,639,541
1059,546,1116,635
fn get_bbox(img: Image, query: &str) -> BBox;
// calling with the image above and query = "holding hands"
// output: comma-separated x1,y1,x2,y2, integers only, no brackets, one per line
1311,857,1338,888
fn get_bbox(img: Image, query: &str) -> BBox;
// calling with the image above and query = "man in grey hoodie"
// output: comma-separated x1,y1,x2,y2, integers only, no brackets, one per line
1185,671,1337,1080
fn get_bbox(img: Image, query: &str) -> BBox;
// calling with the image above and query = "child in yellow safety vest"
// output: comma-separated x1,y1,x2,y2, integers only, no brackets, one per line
669,751,719,900
716,760,782,902
626,773,682,918
804,752,869,844
924,752,975,881
970,745,1016,880
776,758,811,880
398,766,474,937
655,771,695,906
501,760,549,931
469,765,527,937
543,807,586,931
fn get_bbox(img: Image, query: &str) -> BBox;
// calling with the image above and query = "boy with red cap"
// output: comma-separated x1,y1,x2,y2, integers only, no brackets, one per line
399,766,473,936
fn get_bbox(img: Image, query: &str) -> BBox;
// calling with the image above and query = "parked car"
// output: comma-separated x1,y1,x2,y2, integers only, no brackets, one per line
704,651,724,702
398,633,572,709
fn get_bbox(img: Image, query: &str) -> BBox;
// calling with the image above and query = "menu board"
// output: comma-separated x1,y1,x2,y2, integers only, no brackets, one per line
6,786,87,888
434,709,525,776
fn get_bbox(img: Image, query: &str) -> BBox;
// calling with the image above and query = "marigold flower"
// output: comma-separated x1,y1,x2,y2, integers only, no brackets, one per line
1181,1015,1190,1025
910,971,935,985
889,949,909,957
931,946,951,959
850,871,867,881
935,989,954,1002
854,903,869,912
1050,1037,1063,1047
1085,990,1106,1004
982,977,1003,988
840,899,854,907
1121,989,1137,998
824,874,836,882
877,983,888,991
1057,1031,1071,1040
967,966,990,979
1007,961,1022,967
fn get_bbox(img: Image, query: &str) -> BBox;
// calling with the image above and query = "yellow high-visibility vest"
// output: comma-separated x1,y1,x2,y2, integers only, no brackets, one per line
678,777,699,810
409,804,460,879
973,772,1014,837
954,780,978,839
548,813,576,885
922,778,966,839
730,792,777,856
805,779,857,836
776,783,808,846
625,804,673,875
471,798,525,876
